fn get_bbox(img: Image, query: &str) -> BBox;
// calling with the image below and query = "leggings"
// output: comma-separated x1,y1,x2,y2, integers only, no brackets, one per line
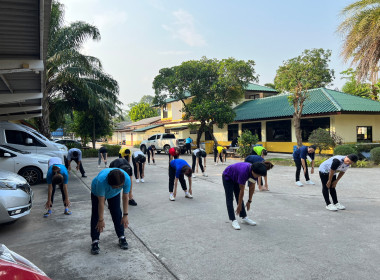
51,183,68,206
168,164,187,193
98,152,107,165
147,149,155,164
192,154,204,173
132,156,143,179
222,175,247,221
294,158,310,181
214,148,223,163
319,172,338,205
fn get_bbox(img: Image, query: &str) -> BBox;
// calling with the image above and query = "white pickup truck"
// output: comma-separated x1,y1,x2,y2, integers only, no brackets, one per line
140,133,179,154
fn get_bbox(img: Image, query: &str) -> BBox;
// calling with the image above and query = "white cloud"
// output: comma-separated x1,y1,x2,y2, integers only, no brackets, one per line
157,50,192,55
163,9,206,47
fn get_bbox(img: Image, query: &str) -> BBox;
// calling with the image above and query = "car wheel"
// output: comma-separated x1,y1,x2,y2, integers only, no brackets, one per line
164,145,170,155
19,167,42,185
140,145,147,154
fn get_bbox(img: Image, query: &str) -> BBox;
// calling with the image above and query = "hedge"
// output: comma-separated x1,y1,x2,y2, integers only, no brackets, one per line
333,145,356,156
81,144,121,158
370,147,380,164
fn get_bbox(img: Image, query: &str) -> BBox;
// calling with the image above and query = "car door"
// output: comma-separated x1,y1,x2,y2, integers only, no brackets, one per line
0,148,16,173
4,130,38,154
147,135,157,147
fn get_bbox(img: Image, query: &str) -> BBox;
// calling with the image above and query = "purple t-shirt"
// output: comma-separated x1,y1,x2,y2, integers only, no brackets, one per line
223,162,254,185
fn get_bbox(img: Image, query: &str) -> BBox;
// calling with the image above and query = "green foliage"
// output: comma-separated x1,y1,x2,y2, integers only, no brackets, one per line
153,57,258,144
370,147,380,164
308,128,338,154
133,143,140,148
128,102,158,122
354,143,380,153
334,145,356,156
101,144,121,157
264,83,276,89
340,68,373,99
237,130,259,158
355,160,369,168
307,156,327,167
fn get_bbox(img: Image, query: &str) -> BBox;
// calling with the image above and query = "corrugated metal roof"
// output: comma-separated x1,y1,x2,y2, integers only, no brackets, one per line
234,87,380,121
133,124,163,132
245,83,278,93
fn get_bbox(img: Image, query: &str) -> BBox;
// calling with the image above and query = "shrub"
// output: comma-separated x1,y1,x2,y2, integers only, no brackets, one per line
354,143,380,153
333,145,356,156
237,130,259,159
101,144,121,157
354,160,369,168
82,148,99,158
308,128,336,154
370,147,380,164
133,143,140,148
307,156,327,167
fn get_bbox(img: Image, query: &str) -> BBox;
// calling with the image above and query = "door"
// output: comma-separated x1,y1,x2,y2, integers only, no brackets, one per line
0,148,16,173
147,135,157,147
4,130,39,154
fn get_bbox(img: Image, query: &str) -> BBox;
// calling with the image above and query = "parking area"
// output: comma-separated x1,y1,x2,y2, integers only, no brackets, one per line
1,153,380,280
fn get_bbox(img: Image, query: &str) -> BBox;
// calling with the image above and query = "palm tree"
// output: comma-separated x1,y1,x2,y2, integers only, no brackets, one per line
40,0,121,136
338,0,380,89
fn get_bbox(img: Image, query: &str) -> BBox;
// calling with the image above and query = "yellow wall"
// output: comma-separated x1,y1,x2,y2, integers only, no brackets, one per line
332,114,380,143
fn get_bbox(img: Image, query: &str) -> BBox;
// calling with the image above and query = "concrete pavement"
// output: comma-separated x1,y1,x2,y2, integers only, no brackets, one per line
1,152,379,280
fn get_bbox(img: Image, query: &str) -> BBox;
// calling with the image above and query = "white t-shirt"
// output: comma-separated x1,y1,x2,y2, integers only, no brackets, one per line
48,157,62,167
133,150,145,158
319,155,350,174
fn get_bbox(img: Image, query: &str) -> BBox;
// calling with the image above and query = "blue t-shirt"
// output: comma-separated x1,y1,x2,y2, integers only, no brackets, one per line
46,164,69,184
245,155,264,164
223,162,256,185
170,159,190,178
91,168,131,199
185,138,193,144
293,146,315,160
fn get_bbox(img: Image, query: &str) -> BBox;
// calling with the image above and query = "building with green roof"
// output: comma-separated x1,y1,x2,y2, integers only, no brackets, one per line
213,88,380,153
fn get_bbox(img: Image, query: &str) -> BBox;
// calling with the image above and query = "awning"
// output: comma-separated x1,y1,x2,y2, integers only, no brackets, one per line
133,124,164,132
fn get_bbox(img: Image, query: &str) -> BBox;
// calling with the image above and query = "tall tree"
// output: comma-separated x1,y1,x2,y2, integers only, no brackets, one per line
128,102,158,122
153,57,258,147
337,0,380,95
274,49,334,146
40,0,121,136
341,68,373,99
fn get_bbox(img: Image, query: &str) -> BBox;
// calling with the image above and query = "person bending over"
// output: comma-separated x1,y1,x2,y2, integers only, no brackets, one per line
293,145,316,186
98,146,108,168
191,148,207,177
147,145,156,165
245,155,274,191
168,147,180,163
119,147,131,162
132,150,146,183
168,158,193,201
214,145,227,165
251,146,267,158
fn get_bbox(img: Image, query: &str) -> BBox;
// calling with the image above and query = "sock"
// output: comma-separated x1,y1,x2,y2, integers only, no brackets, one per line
92,240,99,244
119,236,125,239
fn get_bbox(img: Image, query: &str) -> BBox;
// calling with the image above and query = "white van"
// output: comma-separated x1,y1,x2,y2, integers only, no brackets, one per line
0,122,67,162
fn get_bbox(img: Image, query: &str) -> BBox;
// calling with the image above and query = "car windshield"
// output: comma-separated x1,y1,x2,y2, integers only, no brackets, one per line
0,145,30,154
29,130,49,141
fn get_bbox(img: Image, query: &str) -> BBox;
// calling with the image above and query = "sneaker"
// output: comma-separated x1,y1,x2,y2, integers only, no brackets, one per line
136,179,140,183
202,173,208,177
326,204,338,211
169,194,175,201
215,163,218,166
185,192,193,199
140,178,144,183
119,237,129,250
97,165,100,168
242,217,256,226
306,180,315,185
105,165,108,168
64,208,72,215
82,174,87,178
231,220,240,230
192,174,196,178
334,202,346,210
129,199,137,206
295,181,304,187
91,242,100,255
43,209,52,218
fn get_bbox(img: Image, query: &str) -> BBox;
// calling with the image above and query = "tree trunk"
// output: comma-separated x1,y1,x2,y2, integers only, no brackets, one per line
39,94,51,137
92,118,96,149
208,124,218,146
293,113,302,147
196,122,205,148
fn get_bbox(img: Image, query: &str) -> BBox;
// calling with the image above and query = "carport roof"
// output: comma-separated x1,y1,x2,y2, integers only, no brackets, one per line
133,124,164,132
234,87,380,121
0,0,52,121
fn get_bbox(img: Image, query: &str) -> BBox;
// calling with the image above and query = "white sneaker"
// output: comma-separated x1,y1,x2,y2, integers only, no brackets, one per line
202,173,208,177
306,180,315,185
169,194,175,201
136,179,140,183
326,204,338,211
140,178,144,183
97,165,100,168
105,165,108,168
185,192,193,199
192,174,196,178
241,217,257,226
295,181,304,187
231,220,240,230
334,202,345,210
215,163,218,166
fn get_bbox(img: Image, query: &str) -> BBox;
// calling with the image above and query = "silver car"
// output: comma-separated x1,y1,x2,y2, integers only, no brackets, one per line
0,170,33,224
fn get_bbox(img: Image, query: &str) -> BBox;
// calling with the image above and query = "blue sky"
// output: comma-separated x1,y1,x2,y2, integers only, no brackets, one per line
62,0,353,108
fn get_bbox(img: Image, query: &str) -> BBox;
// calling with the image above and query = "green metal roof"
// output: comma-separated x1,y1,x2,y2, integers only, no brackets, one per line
133,124,163,132
165,92,192,103
234,87,380,121
245,83,278,93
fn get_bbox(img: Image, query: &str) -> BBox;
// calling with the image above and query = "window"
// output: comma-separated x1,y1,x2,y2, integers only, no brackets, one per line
165,129,170,133
242,122,261,141
301,117,330,141
163,134,175,139
228,124,239,141
248,94,260,99
5,130,45,147
162,105,168,118
357,126,372,142
156,135,161,139
266,120,291,142
148,135,156,141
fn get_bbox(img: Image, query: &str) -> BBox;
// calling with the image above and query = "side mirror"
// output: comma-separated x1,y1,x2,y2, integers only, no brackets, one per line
25,138,33,144
3,153,12,157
